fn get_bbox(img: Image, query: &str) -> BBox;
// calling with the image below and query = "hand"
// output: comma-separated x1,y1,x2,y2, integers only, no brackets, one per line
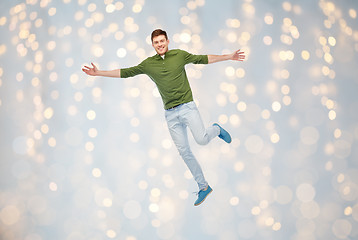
82,63,98,76
231,50,245,61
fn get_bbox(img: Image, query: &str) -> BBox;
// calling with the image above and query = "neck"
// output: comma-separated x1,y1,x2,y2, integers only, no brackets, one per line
160,49,169,56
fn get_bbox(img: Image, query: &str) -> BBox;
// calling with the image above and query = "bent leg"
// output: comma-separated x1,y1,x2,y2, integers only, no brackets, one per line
182,102,220,145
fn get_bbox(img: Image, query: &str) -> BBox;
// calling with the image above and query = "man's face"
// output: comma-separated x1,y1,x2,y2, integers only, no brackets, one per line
152,35,169,56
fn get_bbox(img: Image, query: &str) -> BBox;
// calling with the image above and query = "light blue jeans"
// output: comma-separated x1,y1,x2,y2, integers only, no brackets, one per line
165,101,220,190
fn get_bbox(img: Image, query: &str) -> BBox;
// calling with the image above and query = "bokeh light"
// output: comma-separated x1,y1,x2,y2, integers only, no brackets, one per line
1,0,358,240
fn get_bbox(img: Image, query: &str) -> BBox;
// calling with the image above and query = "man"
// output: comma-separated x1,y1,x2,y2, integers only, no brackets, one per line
82,29,245,206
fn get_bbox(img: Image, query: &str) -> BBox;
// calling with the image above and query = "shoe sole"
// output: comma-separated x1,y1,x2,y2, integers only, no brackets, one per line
194,189,213,206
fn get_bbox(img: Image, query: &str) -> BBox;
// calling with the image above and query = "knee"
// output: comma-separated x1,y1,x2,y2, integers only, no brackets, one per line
195,136,209,146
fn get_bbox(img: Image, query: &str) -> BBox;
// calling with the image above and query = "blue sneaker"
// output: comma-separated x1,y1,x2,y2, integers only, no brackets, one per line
213,123,232,143
194,185,213,206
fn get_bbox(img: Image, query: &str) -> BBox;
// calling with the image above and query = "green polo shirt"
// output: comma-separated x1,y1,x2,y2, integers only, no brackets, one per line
120,49,209,109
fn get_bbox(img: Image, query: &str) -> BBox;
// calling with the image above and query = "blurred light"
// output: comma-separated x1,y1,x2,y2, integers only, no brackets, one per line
272,222,281,231
126,41,138,51
117,48,127,58
263,36,272,45
0,16,6,26
226,32,237,43
230,196,240,206
92,168,102,178
149,203,159,213
237,101,247,112
251,206,261,215
280,69,290,79
138,180,148,190
272,101,281,112
234,161,245,173
49,182,58,191
88,128,98,138
48,7,56,16
92,45,104,57
44,107,54,119
86,110,96,120
344,206,352,215
296,183,316,202
226,18,240,28
187,1,197,10
85,141,94,151
332,219,352,239
132,4,142,13
329,110,337,120
270,133,280,143
243,2,255,15
0,205,20,226
265,217,274,226
264,14,273,24
349,9,357,18
301,50,310,60
245,84,256,96
106,230,117,239
282,95,291,105
229,114,240,126
48,137,56,147
152,219,161,228
129,133,140,143
282,2,292,11
328,36,336,46
241,32,251,41
180,32,191,43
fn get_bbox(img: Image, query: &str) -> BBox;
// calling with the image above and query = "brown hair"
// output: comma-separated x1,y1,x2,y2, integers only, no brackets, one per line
151,29,168,42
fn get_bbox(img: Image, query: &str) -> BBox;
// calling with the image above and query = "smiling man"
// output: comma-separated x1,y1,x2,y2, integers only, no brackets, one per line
82,29,245,206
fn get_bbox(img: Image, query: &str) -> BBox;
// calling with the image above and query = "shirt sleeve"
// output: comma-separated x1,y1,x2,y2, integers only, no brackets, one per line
182,50,209,65
120,61,145,78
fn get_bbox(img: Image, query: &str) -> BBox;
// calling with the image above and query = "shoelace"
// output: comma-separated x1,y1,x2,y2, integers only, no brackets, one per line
192,189,204,196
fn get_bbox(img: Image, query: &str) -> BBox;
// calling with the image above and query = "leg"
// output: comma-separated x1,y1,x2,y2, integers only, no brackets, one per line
181,101,220,145
165,110,208,190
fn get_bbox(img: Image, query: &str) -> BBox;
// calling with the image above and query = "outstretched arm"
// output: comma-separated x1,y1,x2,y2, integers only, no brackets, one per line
208,50,245,64
82,63,121,78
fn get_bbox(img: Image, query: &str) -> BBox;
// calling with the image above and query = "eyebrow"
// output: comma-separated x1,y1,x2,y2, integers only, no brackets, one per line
154,39,165,43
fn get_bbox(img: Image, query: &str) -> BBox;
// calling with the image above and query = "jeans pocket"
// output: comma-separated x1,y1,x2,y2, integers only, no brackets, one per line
186,101,197,110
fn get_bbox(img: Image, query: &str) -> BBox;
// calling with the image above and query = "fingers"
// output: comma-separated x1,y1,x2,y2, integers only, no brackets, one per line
82,63,96,74
82,65,93,75
235,49,245,61
235,50,244,55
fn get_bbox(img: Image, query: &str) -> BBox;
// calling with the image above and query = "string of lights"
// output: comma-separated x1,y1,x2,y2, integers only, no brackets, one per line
1,0,358,239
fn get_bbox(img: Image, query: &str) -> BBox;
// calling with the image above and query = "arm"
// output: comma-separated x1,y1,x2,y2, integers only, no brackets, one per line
208,50,245,64
82,63,121,78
